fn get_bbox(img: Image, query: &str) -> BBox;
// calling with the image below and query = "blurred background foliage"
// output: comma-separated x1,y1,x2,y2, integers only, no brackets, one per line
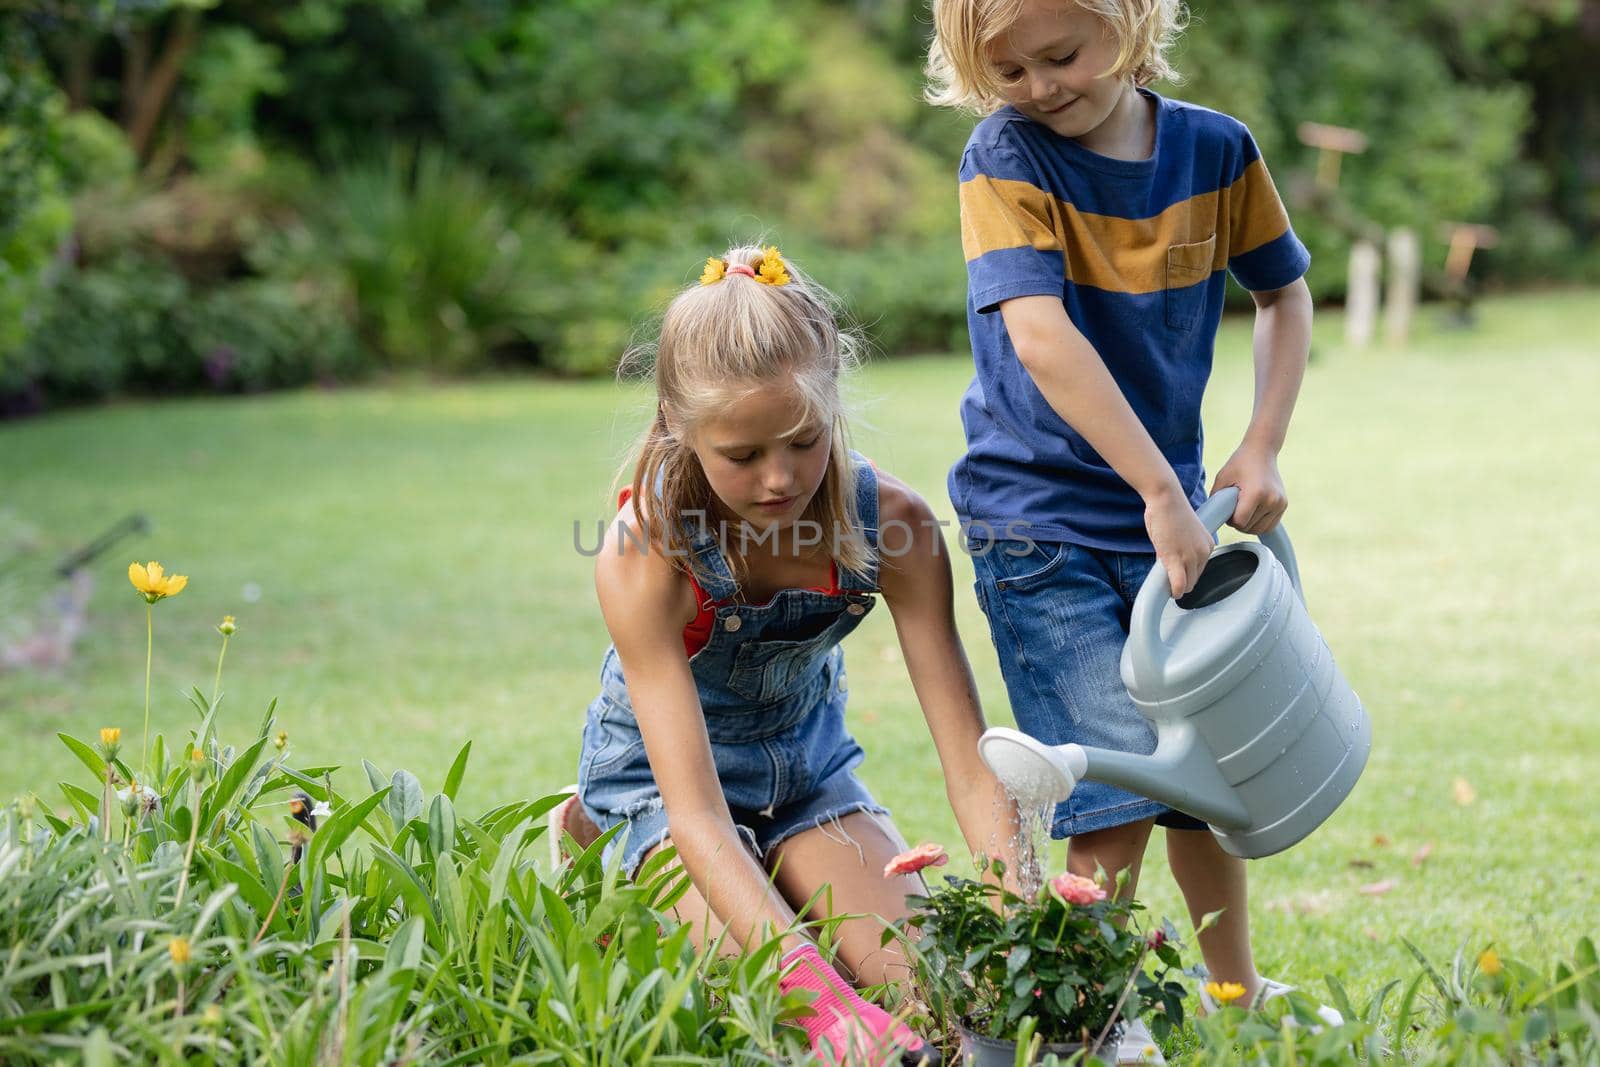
2,0,1596,415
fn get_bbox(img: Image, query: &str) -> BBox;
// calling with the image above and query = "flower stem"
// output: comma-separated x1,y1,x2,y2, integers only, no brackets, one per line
141,603,153,783
174,778,202,911
211,634,229,708
253,864,294,946
1090,940,1150,1056
101,766,113,843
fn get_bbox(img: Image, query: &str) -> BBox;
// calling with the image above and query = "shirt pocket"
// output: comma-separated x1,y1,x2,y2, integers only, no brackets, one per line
1165,234,1217,331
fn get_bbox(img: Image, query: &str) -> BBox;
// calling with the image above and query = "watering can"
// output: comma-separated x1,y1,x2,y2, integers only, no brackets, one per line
978,487,1370,858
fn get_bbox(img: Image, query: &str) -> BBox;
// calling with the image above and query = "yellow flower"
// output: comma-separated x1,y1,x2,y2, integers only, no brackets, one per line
100,727,121,747
218,615,236,636
699,256,727,286
1206,981,1248,1006
756,246,790,286
129,561,188,603
1478,948,1502,976
274,730,288,751
168,937,191,965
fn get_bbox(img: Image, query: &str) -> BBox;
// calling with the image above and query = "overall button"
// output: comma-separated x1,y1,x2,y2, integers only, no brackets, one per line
846,603,866,616
723,614,742,632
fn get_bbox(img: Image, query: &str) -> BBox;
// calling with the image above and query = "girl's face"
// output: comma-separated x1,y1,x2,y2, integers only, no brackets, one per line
989,0,1132,144
689,382,832,535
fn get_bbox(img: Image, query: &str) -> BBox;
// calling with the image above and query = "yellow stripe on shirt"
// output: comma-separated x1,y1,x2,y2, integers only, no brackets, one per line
959,158,1290,295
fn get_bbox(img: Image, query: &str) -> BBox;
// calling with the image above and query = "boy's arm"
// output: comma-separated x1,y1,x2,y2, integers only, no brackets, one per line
999,294,1214,597
1210,277,1313,534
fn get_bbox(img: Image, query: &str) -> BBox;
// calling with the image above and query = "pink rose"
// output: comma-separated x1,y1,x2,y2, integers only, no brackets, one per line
1049,872,1108,905
884,842,950,878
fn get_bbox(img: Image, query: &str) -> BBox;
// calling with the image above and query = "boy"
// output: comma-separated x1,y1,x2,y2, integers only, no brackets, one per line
927,0,1339,1060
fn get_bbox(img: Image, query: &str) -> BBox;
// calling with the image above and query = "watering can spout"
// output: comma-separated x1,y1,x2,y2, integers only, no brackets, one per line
1075,725,1251,831
977,726,1250,830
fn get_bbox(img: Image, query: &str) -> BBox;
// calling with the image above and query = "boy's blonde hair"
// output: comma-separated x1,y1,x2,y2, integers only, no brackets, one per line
619,245,870,581
926,0,1186,114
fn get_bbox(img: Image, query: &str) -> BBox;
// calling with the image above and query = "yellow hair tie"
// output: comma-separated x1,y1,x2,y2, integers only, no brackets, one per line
756,246,790,286
698,247,791,287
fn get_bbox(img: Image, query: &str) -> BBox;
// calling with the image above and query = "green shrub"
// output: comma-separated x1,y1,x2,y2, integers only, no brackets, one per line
292,147,579,373
3,256,368,413
177,280,365,393
1,582,825,1064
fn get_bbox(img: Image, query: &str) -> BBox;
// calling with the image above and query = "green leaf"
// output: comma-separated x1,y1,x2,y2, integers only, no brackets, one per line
443,740,471,801
488,817,535,911
428,793,457,859
0,1000,119,1034
203,852,282,931
199,735,271,831
387,768,424,827
57,782,100,823
382,916,426,976
371,845,440,933
85,1026,114,1067
57,733,107,782
306,786,392,874
257,699,278,741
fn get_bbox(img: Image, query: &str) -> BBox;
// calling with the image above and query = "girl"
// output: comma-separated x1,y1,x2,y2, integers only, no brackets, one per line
560,245,1012,1066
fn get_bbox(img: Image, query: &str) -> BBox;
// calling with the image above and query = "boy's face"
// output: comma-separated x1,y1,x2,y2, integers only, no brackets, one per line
690,382,833,535
988,0,1129,141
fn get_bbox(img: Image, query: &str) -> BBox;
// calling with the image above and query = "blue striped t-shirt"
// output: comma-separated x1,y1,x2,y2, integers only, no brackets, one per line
949,90,1309,551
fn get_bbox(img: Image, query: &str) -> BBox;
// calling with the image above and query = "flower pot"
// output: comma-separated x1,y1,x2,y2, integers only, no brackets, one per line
955,1021,1117,1065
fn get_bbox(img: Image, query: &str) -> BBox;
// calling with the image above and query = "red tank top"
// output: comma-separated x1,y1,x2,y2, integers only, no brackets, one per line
616,488,842,656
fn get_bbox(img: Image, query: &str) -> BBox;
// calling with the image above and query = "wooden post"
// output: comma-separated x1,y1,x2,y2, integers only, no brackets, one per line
1296,122,1369,192
1441,222,1501,285
1346,239,1381,349
1384,227,1420,346
1297,121,1376,349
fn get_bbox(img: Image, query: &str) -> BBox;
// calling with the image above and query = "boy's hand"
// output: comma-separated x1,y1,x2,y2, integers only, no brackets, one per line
1144,486,1212,599
1211,444,1288,535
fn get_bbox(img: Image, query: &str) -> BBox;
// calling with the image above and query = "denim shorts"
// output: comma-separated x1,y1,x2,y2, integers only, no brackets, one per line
968,537,1207,838
577,673,890,877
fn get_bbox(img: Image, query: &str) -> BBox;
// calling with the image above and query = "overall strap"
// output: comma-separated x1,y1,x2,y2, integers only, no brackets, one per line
684,518,739,603
837,451,880,593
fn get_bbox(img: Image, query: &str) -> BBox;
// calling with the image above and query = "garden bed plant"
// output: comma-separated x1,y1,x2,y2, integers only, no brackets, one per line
888,850,1189,1064
3,560,1596,1065
0,561,825,1064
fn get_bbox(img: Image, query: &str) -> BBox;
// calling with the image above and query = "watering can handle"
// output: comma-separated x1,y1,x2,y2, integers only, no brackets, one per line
1130,487,1303,688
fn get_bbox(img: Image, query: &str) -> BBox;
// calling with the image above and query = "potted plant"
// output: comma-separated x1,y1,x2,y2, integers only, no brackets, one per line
888,851,1189,1065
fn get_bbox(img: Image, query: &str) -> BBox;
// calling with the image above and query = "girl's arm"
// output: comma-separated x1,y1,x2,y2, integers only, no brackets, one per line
594,513,804,951
873,473,1021,869
1209,277,1313,534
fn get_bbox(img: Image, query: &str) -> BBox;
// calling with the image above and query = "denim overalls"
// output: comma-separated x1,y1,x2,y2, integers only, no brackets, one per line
577,455,890,876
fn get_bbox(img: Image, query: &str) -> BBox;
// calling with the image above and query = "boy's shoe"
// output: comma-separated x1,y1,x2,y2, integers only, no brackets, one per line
547,784,601,867
1114,1018,1166,1064
1199,975,1344,1029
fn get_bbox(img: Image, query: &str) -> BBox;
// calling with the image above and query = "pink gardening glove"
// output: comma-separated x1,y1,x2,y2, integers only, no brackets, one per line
778,943,940,1066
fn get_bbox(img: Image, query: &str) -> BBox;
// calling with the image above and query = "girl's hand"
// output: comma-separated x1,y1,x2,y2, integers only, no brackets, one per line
1211,444,1288,535
1143,485,1213,599
779,943,939,1066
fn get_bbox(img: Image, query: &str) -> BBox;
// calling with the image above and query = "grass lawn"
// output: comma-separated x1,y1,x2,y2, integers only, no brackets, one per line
3,288,1596,1016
